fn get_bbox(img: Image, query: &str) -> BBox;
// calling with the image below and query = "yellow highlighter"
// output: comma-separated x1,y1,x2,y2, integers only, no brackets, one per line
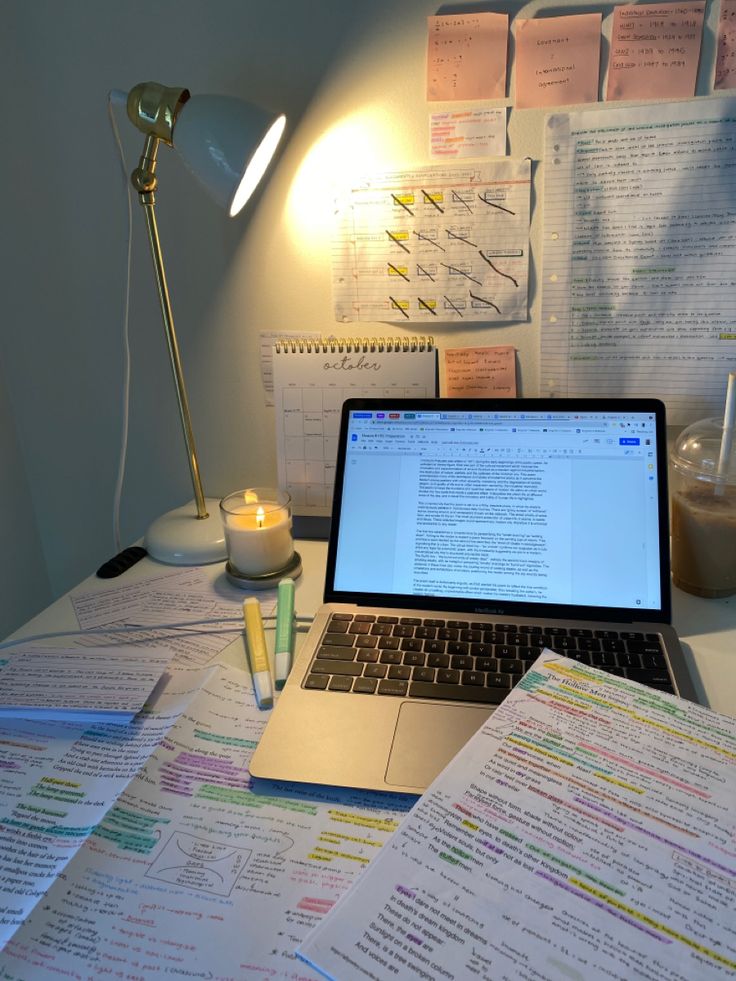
243,597,274,710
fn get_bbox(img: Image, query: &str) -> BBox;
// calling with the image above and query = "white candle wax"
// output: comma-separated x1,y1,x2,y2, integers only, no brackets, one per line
224,504,293,576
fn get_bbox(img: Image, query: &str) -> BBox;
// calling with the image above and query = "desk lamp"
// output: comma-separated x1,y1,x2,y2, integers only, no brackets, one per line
125,81,286,563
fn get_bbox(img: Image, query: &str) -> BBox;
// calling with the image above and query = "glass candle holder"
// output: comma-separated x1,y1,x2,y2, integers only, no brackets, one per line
220,488,294,578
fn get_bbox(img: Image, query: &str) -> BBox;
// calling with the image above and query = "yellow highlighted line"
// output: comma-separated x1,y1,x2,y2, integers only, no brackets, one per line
593,772,645,794
546,665,736,760
507,736,574,766
328,810,400,832
308,847,370,864
570,879,736,970
318,832,382,847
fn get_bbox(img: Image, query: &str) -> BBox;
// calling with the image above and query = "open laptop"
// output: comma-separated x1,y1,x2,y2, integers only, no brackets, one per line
250,397,698,795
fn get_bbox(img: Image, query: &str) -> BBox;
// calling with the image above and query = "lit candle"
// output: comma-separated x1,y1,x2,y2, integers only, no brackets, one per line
220,488,294,576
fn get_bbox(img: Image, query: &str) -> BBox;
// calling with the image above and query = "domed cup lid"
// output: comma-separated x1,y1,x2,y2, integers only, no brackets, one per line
671,416,736,486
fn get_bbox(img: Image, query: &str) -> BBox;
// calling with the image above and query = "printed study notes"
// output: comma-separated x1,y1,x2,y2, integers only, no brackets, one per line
0,661,216,948
0,664,413,978
299,650,736,980
542,97,736,424
0,645,171,723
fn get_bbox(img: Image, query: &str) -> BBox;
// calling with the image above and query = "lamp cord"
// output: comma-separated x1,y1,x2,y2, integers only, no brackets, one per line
0,614,314,651
107,91,134,554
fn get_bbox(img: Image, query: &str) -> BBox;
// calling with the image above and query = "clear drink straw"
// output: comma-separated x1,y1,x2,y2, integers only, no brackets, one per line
716,371,736,496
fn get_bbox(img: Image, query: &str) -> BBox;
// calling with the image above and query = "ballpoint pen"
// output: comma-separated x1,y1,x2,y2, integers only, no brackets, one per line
274,578,295,690
243,597,274,709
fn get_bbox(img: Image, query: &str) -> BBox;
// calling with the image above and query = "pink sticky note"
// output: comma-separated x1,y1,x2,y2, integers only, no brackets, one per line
443,346,516,398
715,0,736,89
427,12,509,101
606,2,705,101
514,14,602,110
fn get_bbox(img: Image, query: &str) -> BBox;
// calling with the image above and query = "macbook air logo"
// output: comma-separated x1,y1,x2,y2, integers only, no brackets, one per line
474,606,504,614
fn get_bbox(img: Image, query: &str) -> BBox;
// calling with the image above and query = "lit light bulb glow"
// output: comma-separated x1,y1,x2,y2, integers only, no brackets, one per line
230,114,287,217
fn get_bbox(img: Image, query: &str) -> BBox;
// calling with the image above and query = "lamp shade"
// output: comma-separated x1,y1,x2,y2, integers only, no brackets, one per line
173,95,286,216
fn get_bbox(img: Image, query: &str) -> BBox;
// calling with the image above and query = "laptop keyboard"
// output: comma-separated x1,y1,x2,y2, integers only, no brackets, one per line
303,613,676,703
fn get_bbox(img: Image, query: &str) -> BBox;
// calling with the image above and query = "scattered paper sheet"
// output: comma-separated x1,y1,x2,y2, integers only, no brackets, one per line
715,0,736,89
71,567,205,630
70,567,256,664
74,624,238,667
443,345,516,396
133,588,264,630
606,1,705,101
0,645,171,722
0,665,413,977
542,98,736,424
430,108,506,159
515,13,602,108
0,663,215,947
298,650,736,980
333,160,532,324
427,12,508,101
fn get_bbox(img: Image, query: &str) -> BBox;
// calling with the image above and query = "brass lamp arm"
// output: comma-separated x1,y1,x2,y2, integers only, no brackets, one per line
131,132,209,520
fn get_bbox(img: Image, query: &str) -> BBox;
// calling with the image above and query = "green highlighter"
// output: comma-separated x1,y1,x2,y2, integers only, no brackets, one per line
274,578,296,690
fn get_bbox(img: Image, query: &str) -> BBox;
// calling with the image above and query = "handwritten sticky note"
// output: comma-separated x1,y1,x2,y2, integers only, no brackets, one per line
427,12,508,101
606,2,705,101
443,346,516,398
430,109,507,159
715,0,736,89
515,14,602,109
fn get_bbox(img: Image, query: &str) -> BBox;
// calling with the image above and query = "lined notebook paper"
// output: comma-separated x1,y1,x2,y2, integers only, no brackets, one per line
273,336,437,516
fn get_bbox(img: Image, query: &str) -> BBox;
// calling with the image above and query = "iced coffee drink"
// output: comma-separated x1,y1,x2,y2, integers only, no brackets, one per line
671,485,736,597
670,413,736,598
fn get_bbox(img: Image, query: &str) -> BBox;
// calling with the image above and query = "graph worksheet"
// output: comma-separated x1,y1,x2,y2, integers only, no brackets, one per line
332,160,531,324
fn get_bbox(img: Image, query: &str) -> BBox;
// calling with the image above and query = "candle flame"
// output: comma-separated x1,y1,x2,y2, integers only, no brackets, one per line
256,506,265,528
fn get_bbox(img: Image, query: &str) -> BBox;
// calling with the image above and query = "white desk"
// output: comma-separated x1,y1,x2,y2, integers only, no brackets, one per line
6,538,735,718
1,541,734,978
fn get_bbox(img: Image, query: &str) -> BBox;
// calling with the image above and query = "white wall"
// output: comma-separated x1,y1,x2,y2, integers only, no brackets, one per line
0,0,723,631
0,364,52,638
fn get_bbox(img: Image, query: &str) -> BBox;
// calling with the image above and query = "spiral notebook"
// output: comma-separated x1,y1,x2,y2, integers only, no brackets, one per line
273,336,437,517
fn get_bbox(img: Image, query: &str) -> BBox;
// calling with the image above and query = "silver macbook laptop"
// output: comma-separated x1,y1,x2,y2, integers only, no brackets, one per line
250,397,697,795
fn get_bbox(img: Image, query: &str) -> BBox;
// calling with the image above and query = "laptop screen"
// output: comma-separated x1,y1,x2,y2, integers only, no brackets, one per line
326,398,671,622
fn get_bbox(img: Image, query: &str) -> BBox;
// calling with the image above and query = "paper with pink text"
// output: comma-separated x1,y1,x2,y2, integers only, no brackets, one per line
606,1,705,100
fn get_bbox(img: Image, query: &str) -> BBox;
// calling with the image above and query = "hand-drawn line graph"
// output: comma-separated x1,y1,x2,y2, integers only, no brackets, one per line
333,160,530,323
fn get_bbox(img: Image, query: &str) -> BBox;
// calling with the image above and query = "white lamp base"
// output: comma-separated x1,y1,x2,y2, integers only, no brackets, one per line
144,498,227,565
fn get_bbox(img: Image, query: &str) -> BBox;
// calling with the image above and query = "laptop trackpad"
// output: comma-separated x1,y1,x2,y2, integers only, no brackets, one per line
385,702,492,789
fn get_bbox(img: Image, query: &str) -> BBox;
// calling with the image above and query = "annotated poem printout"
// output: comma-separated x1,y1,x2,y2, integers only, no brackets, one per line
542,99,736,424
0,665,412,978
299,650,736,980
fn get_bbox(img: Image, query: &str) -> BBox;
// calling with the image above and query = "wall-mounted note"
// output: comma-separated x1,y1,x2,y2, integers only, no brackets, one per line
606,2,705,101
443,345,516,397
430,108,507,159
427,12,508,101
332,160,532,324
515,14,602,109
715,0,736,89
